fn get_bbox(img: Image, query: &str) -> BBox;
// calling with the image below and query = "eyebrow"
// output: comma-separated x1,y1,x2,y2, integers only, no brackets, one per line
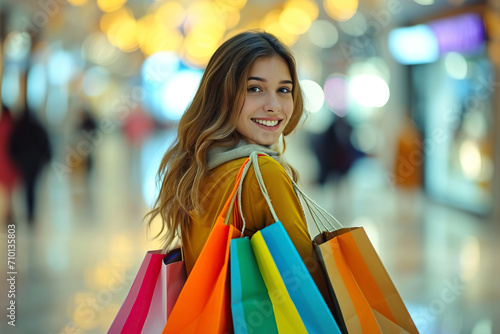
248,76,293,85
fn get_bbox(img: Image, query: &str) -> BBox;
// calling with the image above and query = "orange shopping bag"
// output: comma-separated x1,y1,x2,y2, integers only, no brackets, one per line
313,228,419,333
162,158,250,333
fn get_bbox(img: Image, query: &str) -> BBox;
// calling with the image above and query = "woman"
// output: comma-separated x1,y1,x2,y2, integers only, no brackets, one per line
147,30,332,307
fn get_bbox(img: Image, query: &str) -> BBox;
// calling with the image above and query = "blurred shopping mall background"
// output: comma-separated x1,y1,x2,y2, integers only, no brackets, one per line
1,0,499,333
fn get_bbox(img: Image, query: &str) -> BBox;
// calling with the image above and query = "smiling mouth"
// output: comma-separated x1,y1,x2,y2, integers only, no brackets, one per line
252,119,280,127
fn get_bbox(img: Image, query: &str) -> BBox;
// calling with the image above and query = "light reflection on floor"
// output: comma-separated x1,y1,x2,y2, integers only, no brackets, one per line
0,130,498,334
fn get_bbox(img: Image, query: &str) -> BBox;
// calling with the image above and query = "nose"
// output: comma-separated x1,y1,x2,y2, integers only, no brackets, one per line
263,92,281,112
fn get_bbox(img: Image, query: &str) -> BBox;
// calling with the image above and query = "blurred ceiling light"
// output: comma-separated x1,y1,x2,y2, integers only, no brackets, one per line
215,0,247,10
83,67,110,96
99,7,134,34
97,0,128,13
107,15,139,52
300,79,324,113
161,69,203,121
154,1,185,29
68,0,88,6
323,0,358,22
308,20,338,48
349,74,390,108
323,74,348,117
444,52,468,79
142,51,180,87
338,12,367,36
4,31,31,61
413,0,434,5
48,50,75,85
459,139,482,180
27,64,47,111
285,0,319,22
280,7,312,35
388,25,439,64
81,32,120,66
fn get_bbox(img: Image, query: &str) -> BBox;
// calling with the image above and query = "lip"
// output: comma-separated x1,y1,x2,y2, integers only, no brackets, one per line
251,118,282,130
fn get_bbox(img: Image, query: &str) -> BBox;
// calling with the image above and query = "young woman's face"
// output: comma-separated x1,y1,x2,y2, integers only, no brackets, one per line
235,56,294,146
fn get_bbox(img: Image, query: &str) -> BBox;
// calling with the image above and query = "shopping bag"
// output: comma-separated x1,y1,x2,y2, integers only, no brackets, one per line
255,223,342,334
142,250,186,333
108,249,186,334
163,158,250,333
229,152,341,334
313,228,419,333
230,238,278,334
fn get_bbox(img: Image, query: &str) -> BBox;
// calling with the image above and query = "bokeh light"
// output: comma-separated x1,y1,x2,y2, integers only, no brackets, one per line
388,24,439,64
323,74,348,117
444,52,468,79
307,20,339,48
323,0,358,22
97,0,128,13
459,139,482,180
349,74,390,108
161,69,203,121
300,79,325,113
81,32,120,66
48,50,75,85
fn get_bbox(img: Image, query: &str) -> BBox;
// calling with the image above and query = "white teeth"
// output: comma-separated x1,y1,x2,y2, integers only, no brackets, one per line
252,119,279,127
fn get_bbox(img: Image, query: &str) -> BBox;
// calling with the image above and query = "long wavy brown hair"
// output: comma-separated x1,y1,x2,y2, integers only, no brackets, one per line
146,30,304,250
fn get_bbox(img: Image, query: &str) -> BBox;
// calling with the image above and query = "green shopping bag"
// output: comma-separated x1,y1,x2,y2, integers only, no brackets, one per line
230,238,278,334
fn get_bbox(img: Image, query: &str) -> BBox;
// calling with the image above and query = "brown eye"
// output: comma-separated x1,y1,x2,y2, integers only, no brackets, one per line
247,86,262,93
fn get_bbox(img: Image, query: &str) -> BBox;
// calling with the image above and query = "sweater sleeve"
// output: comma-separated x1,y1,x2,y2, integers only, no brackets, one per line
240,156,334,310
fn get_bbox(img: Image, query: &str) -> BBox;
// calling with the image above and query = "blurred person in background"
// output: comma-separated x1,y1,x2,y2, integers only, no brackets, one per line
0,104,19,225
9,107,52,224
309,117,364,185
75,107,98,179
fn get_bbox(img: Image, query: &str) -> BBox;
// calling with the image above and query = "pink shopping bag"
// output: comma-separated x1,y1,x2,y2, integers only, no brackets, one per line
108,249,186,333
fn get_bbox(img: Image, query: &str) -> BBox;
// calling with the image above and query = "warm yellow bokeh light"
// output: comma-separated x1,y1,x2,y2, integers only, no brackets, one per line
184,1,226,32
99,7,134,34
263,22,298,46
97,0,128,13
155,1,186,29
68,0,89,6
141,28,183,56
280,7,312,35
215,0,247,10
184,24,225,66
224,8,241,30
324,0,358,22
285,0,319,21
459,139,482,180
107,15,139,52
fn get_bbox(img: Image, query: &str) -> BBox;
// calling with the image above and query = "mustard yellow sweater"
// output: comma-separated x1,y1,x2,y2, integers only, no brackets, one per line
181,154,333,308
